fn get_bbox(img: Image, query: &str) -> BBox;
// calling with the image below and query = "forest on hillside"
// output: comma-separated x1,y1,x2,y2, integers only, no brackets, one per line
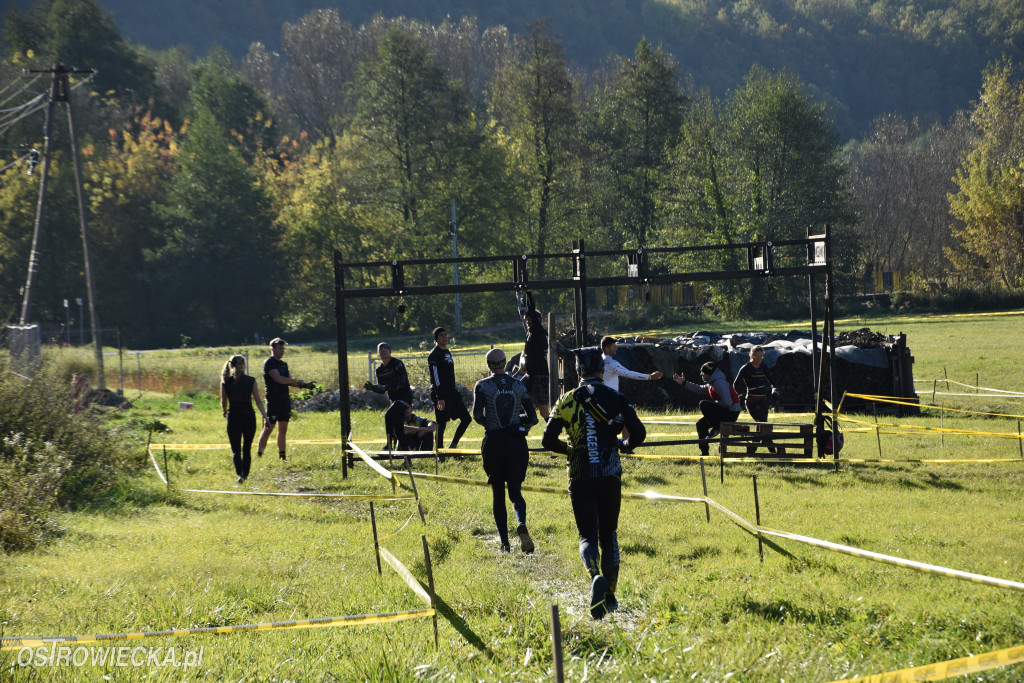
1,0,1023,347
68,0,1024,140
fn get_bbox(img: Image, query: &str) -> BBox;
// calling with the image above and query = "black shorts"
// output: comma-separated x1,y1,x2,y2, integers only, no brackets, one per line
266,399,291,424
525,373,550,406
481,432,529,485
435,392,470,422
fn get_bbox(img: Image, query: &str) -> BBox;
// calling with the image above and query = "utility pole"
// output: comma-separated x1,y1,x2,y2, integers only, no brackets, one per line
20,65,106,388
449,198,462,334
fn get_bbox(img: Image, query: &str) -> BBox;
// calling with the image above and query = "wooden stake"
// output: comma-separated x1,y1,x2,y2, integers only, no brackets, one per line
550,604,565,683
421,535,439,648
753,475,764,563
873,403,882,458
405,456,426,524
163,446,169,490
700,458,710,523
370,502,382,575
1018,421,1022,460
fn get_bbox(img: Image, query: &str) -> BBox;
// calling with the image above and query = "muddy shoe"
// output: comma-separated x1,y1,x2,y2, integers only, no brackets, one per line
516,524,535,554
590,574,608,620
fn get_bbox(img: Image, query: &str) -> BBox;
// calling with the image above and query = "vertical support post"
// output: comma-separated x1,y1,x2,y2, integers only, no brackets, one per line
19,67,58,327
753,475,763,563
162,446,170,490
421,535,439,648
550,604,565,683
333,250,350,479
700,458,710,523
976,372,979,393
719,447,725,484
66,89,105,389
940,409,944,448
1018,421,1022,460
450,199,462,334
370,502,382,575
932,379,937,404
572,239,588,348
873,403,882,459
405,456,426,524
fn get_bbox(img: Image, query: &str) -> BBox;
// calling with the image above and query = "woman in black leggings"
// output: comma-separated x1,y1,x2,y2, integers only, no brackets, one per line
220,355,268,483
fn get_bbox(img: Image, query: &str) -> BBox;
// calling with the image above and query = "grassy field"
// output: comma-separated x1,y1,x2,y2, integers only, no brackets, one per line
3,310,1024,681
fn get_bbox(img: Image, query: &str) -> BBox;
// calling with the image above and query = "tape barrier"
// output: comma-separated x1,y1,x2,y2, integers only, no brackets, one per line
0,609,436,651
179,489,414,501
147,449,168,485
401,468,1024,595
348,442,399,483
759,526,1024,593
378,510,418,543
914,377,1024,397
828,642,1024,683
841,414,1024,439
151,438,344,451
845,393,1024,420
378,546,432,607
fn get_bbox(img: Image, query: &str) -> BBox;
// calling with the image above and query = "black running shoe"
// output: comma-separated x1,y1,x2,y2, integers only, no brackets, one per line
605,592,618,612
590,575,608,619
516,524,535,554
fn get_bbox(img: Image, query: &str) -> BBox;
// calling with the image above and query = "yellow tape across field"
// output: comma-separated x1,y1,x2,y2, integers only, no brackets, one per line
0,609,435,651
828,642,1024,682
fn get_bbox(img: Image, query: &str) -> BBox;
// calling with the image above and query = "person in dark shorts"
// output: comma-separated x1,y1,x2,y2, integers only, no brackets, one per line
257,338,314,462
220,354,268,483
542,348,646,619
473,348,538,554
520,310,551,420
673,361,741,456
427,327,471,452
733,345,780,453
365,342,413,404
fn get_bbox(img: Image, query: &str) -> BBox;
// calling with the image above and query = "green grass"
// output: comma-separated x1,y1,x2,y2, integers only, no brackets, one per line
3,310,1024,681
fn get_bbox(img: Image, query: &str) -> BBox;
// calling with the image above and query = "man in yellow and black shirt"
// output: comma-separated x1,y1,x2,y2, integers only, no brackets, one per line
542,348,645,619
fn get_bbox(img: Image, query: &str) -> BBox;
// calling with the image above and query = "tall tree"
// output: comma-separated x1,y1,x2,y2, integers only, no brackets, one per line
947,59,1024,289
489,21,578,277
591,39,687,249
149,68,280,343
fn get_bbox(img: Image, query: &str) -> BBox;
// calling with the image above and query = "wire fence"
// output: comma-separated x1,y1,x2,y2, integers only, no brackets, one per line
42,343,500,397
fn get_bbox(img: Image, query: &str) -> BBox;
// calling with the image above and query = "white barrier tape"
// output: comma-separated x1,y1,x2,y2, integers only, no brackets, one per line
179,489,413,500
379,547,432,607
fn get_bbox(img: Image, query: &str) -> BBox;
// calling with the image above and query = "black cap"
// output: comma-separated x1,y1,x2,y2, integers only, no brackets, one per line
574,347,605,377
701,362,716,375
433,327,447,340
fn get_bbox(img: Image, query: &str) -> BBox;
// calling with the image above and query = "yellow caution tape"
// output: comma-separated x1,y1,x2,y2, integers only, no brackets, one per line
151,439,344,450
845,393,1024,420
378,546,432,607
841,415,1024,439
378,510,418,543
348,442,398,482
179,489,414,500
828,642,1024,682
0,609,436,651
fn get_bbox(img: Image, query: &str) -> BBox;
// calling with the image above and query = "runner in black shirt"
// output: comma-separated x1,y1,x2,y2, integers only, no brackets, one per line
257,338,313,462
220,354,267,483
733,345,780,453
520,310,551,420
427,327,471,452
365,342,413,404
542,348,646,619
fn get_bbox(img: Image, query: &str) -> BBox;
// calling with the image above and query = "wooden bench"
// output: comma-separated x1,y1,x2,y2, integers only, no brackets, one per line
719,421,814,459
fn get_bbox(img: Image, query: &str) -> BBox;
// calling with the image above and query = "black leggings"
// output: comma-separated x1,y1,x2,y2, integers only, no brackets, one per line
696,401,740,454
569,475,621,593
227,412,256,477
490,480,527,547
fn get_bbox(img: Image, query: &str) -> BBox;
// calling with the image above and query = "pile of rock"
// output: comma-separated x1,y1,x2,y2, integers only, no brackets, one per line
293,384,472,414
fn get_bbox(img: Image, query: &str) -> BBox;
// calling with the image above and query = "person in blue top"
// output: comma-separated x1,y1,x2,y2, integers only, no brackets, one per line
220,354,267,483
542,348,646,619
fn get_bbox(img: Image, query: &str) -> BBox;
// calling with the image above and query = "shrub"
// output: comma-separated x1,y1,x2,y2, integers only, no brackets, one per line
0,362,144,552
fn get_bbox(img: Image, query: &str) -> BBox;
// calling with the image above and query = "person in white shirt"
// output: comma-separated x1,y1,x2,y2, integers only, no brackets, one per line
600,336,663,391
600,336,662,443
